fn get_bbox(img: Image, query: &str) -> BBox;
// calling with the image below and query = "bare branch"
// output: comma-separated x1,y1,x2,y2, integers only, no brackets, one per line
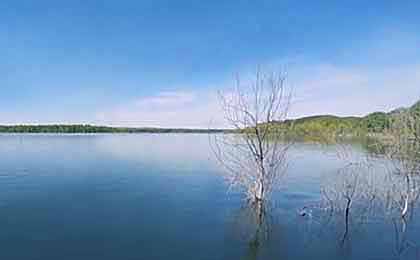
211,68,293,204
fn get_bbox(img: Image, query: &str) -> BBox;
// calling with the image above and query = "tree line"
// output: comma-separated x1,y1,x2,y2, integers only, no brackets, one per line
0,124,227,134
278,100,420,139
2,101,417,135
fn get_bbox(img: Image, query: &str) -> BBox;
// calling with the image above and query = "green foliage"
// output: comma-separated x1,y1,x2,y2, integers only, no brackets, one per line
411,100,420,118
362,112,390,133
269,99,419,140
280,115,365,141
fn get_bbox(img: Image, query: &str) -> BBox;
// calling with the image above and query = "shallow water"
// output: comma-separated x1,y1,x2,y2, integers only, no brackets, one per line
0,134,418,260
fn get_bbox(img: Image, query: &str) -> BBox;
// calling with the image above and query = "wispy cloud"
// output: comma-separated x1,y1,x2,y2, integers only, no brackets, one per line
289,63,420,118
133,91,196,109
94,62,420,128
96,90,226,128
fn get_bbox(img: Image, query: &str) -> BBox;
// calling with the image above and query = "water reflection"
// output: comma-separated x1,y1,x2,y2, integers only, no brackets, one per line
300,142,420,259
0,134,419,259
94,134,217,169
221,137,420,259
391,218,419,259
227,203,276,260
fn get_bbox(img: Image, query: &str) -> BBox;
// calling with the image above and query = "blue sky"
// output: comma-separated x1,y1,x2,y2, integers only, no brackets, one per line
1,1,420,127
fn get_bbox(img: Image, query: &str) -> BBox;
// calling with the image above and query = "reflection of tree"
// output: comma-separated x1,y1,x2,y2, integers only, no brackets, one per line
301,210,420,260
393,218,411,258
300,141,420,258
227,203,274,260
312,109,420,246
242,203,268,260
384,217,420,260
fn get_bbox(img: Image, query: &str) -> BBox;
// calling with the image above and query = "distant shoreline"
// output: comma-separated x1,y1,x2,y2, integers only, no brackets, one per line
0,125,230,134
1,100,418,134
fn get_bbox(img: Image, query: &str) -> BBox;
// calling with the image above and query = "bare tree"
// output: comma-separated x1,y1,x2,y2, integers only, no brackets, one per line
297,134,379,244
211,68,293,207
379,109,420,218
299,103,420,248
320,159,378,243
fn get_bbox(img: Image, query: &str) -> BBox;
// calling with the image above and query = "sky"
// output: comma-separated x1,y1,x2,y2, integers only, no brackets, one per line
1,0,420,128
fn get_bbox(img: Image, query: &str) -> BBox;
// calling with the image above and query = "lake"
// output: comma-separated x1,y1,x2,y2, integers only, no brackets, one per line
0,134,419,260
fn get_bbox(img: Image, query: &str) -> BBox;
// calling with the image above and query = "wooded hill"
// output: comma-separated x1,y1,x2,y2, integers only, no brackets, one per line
281,100,420,138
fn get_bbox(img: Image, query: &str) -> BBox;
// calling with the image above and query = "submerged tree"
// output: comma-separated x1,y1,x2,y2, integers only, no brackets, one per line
211,68,293,208
304,131,380,244
379,109,420,218
323,162,378,243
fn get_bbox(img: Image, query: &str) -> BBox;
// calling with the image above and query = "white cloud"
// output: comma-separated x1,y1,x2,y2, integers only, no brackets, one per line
95,63,420,128
133,91,196,109
288,63,420,118
96,90,226,128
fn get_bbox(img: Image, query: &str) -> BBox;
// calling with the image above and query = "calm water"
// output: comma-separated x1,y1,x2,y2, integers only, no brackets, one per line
0,134,419,260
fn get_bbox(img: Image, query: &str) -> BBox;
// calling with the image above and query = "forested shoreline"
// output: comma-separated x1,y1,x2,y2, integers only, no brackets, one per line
0,125,227,134
0,100,418,134
278,99,420,138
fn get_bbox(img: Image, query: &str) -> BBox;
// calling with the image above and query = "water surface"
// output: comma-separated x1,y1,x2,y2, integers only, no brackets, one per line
0,134,418,259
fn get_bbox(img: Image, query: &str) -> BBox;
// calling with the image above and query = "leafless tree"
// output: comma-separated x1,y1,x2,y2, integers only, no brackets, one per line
297,134,379,244
299,106,420,248
377,109,420,218
211,68,293,208
320,159,378,243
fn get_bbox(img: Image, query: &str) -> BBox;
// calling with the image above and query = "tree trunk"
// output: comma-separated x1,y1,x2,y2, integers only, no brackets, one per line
255,179,264,202
401,196,409,218
342,197,351,244
402,175,410,218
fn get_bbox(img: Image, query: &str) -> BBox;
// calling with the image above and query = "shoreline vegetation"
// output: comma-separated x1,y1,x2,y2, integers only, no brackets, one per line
0,125,229,134
260,99,419,140
1,100,418,135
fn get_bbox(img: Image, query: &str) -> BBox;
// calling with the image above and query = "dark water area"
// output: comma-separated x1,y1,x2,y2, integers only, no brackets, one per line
0,134,419,260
